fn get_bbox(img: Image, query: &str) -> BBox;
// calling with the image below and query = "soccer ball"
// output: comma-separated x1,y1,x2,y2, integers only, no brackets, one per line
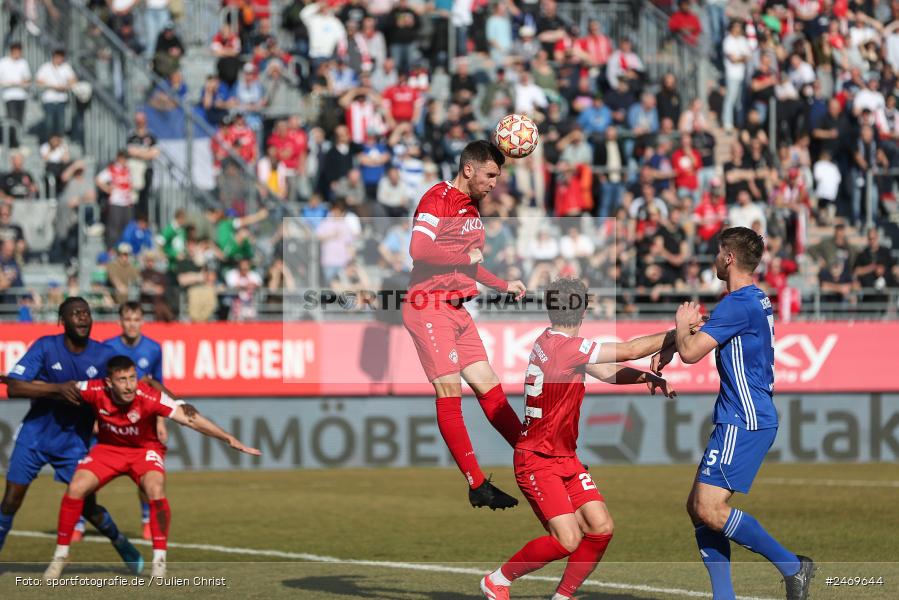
493,114,539,159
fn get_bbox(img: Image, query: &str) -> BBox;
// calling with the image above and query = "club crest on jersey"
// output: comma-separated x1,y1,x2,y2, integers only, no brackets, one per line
86,365,98,378
138,357,149,369
127,409,141,423
460,217,483,234
449,349,458,364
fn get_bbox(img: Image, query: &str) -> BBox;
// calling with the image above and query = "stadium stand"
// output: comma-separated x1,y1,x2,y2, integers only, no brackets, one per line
0,0,898,322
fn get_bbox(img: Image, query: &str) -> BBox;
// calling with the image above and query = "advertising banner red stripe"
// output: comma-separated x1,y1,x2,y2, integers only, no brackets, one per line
0,321,895,397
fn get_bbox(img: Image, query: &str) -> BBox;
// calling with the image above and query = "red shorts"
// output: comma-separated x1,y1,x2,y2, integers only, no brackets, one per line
402,299,488,381
514,448,605,527
76,444,166,487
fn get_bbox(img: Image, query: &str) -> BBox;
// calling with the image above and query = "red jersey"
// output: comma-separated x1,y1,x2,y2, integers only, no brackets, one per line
267,129,307,170
383,84,421,122
408,181,488,299
694,194,727,241
672,148,701,190
517,328,601,457
77,380,179,451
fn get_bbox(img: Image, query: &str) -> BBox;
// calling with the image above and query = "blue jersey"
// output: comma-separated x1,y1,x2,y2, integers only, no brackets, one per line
103,335,163,382
701,285,777,431
6,335,117,453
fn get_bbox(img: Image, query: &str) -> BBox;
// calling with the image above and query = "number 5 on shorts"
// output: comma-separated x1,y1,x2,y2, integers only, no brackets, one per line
706,449,719,466
579,473,597,491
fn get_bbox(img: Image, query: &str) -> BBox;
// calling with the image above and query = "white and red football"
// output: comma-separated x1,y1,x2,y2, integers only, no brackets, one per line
493,113,539,159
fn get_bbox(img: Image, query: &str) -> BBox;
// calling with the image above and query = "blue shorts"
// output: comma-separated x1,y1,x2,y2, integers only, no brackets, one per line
6,428,88,486
697,423,777,494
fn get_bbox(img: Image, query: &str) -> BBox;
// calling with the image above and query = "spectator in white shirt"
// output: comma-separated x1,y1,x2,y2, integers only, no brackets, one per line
853,77,886,117
722,20,751,130
0,42,31,130
35,48,77,142
813,150,841,219
301,1,347,66
559,226,596,261
787,53,816,91
225,258,263,321
376,166,411,219
513,70,548,115
728,190,767,234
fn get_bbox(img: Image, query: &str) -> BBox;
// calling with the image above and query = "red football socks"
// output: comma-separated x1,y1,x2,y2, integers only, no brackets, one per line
56,494,85,546
149,499,171,550
501,535,572,581
477,384,522,447
435,396,485,488
556,533,613,597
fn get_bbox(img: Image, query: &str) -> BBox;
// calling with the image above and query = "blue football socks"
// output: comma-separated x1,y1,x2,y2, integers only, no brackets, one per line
695,524,736,600
723,508,800,577
0,511,14,551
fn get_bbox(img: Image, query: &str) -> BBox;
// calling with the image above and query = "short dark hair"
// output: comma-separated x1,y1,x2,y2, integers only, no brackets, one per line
119,301,143,316
58,296,89,319
107,355,136,375
546,277,590,328
719,227,764,273
458,140,505,174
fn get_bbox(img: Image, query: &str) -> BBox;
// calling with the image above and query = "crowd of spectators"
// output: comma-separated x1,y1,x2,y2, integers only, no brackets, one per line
2,0,899,321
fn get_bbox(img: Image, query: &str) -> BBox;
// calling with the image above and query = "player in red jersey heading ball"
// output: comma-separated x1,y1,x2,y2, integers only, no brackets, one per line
403,141,527,509
481,278,678,600
42,355,260,581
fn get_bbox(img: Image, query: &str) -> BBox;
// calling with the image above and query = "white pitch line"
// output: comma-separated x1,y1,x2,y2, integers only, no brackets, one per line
10,530,777,600
760,477,899,489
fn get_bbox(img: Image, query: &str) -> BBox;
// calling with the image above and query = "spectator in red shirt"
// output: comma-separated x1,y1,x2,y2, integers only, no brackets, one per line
693,177,727,255
229,113,258,164
575,19,613,69
672,133,702,204
212,114,258,170
668,0,702,47
267,116,308,177
382,71,424,129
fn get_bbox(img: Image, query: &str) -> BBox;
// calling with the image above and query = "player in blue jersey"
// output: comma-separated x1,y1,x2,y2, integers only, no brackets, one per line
665,228,814,600
0,297,144,572
100,301,166,541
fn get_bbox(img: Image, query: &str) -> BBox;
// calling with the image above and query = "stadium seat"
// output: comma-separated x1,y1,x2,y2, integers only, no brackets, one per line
11,199,58,255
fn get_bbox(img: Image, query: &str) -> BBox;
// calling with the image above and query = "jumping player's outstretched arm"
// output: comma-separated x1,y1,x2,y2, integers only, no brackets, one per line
586,363,677,398
409,228,480,266
169,403,261,456
674,301,721,364
591,329,677,364
4,379,81,405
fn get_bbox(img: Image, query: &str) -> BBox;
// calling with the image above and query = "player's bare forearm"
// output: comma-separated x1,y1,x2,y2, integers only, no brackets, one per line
586,363,649,385
5,379,81,404
173,404,261,455
599,330,675,363
586,364,676,398
676,326,717,364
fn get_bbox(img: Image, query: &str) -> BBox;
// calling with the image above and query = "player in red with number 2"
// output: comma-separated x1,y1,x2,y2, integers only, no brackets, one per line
403,141,527,510
42,355,260,582
481,278,678,600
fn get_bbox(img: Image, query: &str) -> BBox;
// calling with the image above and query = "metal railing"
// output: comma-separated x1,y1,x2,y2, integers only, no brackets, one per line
1,2,221,226
54,1,265,215
558,1,716,101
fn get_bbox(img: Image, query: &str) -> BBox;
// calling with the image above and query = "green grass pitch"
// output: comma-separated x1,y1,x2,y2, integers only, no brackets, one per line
1,462,897,599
